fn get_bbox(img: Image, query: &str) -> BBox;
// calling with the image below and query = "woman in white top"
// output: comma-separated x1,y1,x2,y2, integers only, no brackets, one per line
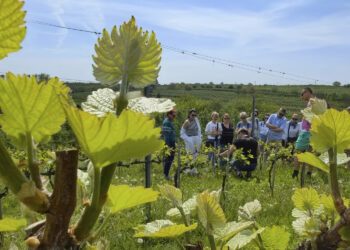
205,112,222,166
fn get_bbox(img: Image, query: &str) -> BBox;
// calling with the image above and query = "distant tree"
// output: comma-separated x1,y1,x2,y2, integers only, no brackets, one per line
332,81,341,87
35,73,50,83
185,86,192,91
248,82,253,86
0,74,4,79
228,85,234,89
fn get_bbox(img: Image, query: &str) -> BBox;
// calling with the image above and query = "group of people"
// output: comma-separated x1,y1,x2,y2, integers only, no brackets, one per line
162,87,350,180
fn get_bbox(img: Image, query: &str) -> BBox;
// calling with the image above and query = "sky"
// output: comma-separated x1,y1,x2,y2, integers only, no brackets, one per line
1,0,349,85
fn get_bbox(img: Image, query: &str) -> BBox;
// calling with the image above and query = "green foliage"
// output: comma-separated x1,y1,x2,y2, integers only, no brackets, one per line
260,225,290,250
0,218,26,232
296,152,329,173
106,185,159,214
0,73,66,146
133,220,197,238
93,16,161,87
292,188,320,212
310,109,350,153
64,107,164,168
0,0,26,59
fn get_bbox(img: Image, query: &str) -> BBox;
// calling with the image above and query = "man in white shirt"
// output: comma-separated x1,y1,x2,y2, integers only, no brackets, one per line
205,112,222,166
282,113,300,147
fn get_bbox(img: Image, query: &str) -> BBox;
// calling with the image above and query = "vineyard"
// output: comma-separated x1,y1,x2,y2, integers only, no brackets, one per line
1,1,350,250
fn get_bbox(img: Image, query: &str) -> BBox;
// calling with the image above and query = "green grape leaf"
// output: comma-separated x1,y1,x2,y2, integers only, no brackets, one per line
260,226,290,250
214,221,254,242
106,185,159,214
196,191,226,233
238,199,262,221
158,184,182,207
310,109,350,153
0,0,26,60
64,107,164,168
339,226,350,242
226,228,265,250
92,16,161,87
134,220,197,238
292,188,320,212
0,218,26,232
301,98,327,123
166,194,197,217
296,152,329,173
0,73,66,145
320,194,336,216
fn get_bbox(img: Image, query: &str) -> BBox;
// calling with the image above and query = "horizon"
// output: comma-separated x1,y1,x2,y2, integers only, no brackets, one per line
0,0,349,85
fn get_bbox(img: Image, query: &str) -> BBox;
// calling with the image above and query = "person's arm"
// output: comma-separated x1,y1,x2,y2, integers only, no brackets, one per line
235,123,240,135
219,144,236,157
183,119,190,129
272,118,286,133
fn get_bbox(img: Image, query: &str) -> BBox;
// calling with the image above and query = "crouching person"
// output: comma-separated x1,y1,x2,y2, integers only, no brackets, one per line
219,128,259,178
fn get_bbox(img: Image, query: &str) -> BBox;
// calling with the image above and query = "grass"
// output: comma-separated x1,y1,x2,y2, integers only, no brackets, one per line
2,152,350,249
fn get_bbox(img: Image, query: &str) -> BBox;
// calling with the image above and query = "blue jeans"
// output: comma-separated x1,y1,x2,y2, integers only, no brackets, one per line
230,159,257,173
164,144,175,177
206,138,220,166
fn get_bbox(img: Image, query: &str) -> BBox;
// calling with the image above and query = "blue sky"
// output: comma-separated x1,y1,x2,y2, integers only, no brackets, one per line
1,0,349,85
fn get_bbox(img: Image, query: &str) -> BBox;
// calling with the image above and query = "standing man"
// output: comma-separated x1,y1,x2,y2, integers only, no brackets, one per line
282,113,300,147
345,107,350,168
292,87,314,178
162,109,177,181
205,112,222,166
266,108,287,145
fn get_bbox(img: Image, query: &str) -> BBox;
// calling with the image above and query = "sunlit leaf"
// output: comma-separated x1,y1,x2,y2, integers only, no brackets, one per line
310,109,350,153
301,98,327,123
127,97,175,114
93,16,161,87
134,220,197,238
260,226,290,250
106,185,159,214
158,184,182,207
64,107,163,168
292,208,309,219
320,194,336,215
292,188,320,212
0,73,66,145
214,221,254,242
319,152,350,165
81,88,175,116
296,152,329,173
196,191,226,233
226,228,265,250
238,199,262,221
166,194,197,217
0,218,26,231
0,0,26,60
292,216,310,236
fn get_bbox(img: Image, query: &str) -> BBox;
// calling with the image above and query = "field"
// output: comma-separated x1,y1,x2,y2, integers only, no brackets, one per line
3,151,350,249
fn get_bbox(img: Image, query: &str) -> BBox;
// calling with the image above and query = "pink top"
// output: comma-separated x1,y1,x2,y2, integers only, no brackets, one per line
301,101,311,131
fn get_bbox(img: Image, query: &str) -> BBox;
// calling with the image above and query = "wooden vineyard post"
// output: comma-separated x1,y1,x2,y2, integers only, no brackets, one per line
175,141,181,188
300,164,306,188
144,154,152,222
251,96,256,138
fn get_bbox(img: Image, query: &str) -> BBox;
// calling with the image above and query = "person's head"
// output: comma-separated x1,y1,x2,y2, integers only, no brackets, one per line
188,109,197,120
211,111,219,122
237,128,249,138
291,113,299,123
251,109,259,117
222,113,230,123
301,87,313,101
277,108,286,118
263,113,270,122
240,112,248,121
346,106,350,114
166,109,177,121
